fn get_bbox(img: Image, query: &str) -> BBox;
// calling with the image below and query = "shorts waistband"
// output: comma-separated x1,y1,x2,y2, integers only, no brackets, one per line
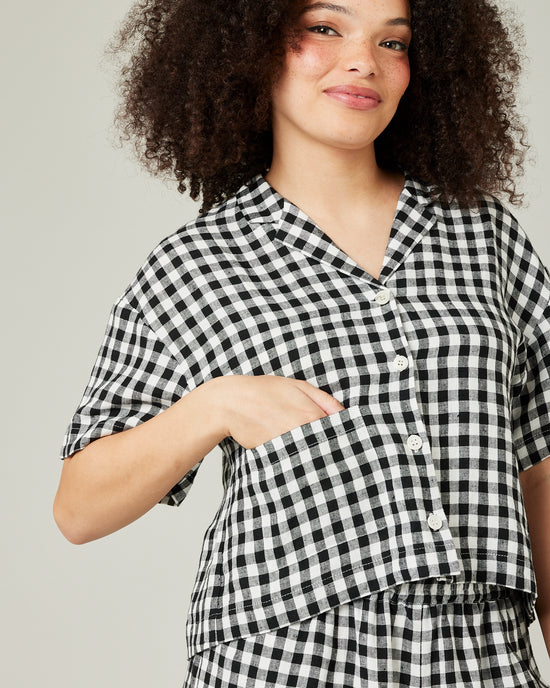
384,578,523,607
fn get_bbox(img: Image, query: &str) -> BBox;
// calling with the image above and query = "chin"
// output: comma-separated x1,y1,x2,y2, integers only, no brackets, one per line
320,132,384,151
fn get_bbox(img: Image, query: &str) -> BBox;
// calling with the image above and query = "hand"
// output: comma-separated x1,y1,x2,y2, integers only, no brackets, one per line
212,374,346,449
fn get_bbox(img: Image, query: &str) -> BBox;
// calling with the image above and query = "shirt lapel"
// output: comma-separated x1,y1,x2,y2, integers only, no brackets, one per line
239,172,438,285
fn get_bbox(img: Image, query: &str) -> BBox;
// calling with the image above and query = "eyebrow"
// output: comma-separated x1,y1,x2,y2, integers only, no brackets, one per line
300,3,411,28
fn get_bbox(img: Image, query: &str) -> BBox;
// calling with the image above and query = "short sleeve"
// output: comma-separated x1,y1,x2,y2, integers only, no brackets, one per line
58,294,204,506
511,300,550,473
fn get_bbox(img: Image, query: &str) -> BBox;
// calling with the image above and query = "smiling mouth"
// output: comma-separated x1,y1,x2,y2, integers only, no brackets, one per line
324,85,382,101
327,92,379,100
323,90,382,110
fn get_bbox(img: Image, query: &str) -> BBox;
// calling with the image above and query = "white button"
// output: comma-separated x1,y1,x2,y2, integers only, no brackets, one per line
407,434,423,451
392,355,409,372
374,289,391,305
427,513,443,531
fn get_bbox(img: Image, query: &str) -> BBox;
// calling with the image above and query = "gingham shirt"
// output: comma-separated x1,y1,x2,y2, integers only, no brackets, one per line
60,172,550,659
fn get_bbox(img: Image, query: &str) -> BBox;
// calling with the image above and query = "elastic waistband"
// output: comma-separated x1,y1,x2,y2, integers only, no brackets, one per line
384,578,523,607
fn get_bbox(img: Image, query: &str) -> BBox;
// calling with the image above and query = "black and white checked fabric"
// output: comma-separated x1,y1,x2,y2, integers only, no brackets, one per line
183,580,550,688
59,172,550,662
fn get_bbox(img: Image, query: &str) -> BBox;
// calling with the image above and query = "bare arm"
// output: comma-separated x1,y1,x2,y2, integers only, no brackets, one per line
53,373,344,545
53,377,227,545
520,455,550,658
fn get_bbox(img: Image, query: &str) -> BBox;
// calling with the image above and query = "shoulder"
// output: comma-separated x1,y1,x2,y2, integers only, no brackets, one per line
117,176,269,312
408,176,529,254
154,189,246,260
417,181,520,233
409,175,550,300
447,191,550,326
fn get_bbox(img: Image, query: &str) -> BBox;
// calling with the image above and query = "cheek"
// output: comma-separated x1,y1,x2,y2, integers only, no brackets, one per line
387,59,411,96
383,60,411,98
285,39,336,79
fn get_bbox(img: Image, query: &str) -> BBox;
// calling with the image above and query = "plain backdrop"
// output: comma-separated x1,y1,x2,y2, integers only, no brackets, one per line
2,1,549,686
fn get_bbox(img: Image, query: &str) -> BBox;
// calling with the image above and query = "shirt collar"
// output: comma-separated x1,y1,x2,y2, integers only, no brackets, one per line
235,170,437,284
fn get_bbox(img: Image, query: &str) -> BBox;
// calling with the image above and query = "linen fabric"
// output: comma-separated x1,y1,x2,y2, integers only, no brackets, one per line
59,172,550,661
182,580,550,688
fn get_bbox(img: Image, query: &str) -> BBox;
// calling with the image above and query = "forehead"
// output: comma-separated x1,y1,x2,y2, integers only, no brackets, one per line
297,0,411,17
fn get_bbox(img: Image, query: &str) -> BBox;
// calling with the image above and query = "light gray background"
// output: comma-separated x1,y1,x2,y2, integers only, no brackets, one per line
2,1,548,686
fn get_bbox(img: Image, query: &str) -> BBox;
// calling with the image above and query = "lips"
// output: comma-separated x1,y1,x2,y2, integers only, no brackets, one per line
323,84,382,101
322,84,382,111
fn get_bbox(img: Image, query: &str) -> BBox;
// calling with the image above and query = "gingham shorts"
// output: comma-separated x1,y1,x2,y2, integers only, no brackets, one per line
182,578,550,687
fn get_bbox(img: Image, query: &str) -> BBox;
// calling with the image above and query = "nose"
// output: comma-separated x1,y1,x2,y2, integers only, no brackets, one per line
342,38,378,77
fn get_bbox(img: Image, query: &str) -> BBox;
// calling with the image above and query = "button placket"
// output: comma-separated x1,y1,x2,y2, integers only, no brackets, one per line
375,288,426,461
371,282,460,577
374,289,410,375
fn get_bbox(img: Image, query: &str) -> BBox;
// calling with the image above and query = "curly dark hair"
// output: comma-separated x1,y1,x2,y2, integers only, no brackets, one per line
106,0,529,214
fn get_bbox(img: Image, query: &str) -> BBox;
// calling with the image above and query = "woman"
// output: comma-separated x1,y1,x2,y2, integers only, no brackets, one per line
54,0,550,685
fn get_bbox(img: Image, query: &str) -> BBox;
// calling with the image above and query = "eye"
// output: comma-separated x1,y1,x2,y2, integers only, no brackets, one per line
307,25,340,37
380,40,409,52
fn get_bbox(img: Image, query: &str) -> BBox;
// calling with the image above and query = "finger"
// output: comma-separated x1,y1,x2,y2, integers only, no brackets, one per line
292,379,346,415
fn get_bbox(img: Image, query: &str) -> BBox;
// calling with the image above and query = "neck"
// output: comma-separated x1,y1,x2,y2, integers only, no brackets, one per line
265,138,398,216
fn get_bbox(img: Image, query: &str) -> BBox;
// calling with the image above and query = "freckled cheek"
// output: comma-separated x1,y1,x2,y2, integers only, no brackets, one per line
385,60,411,96
286,42,336,79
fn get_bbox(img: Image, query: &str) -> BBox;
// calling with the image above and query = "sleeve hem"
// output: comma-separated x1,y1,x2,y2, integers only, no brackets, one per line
517,430,550,473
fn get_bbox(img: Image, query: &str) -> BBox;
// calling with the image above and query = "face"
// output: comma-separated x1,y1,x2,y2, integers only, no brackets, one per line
270,0,412,155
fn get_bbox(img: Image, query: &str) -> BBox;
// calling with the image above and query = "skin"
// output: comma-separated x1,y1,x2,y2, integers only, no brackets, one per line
265,0,412,263
519,458,550,655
